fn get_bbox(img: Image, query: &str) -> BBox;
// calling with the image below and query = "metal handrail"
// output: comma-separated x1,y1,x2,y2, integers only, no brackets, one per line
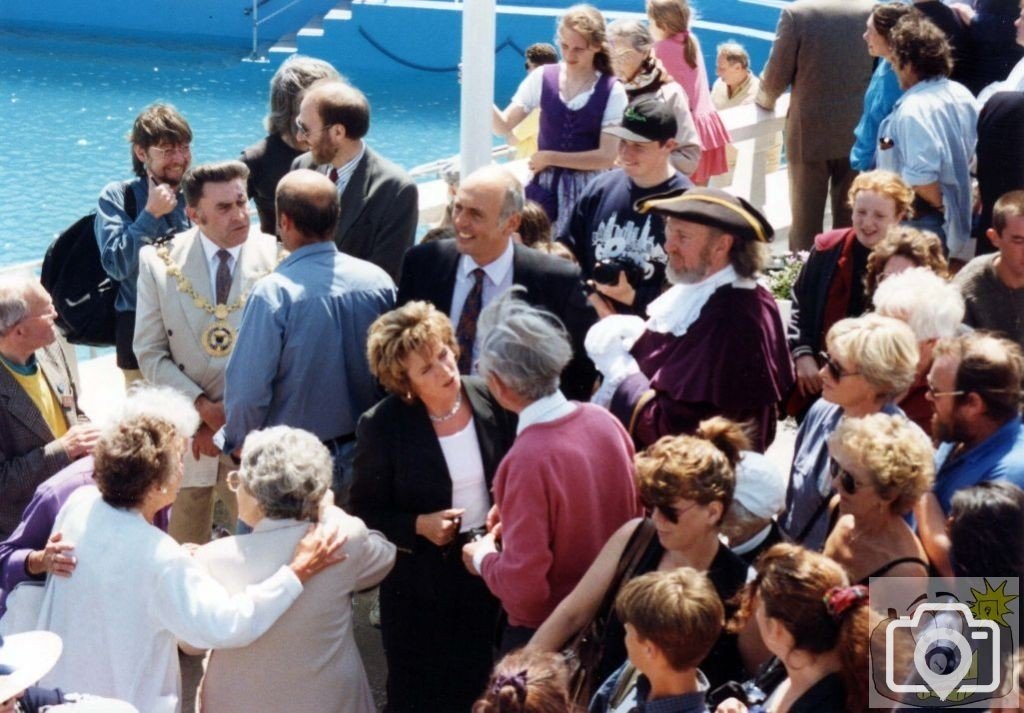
245,0,309,61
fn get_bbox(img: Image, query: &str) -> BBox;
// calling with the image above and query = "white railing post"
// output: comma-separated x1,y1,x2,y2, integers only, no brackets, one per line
250,0,260,61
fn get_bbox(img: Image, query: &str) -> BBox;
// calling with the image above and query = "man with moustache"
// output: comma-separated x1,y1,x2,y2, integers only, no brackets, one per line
134,161,280,544
292,80,417,282
96,103,193,383
588,187,793,452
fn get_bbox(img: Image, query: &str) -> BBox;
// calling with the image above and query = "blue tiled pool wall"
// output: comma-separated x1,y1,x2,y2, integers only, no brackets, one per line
0,0,779,267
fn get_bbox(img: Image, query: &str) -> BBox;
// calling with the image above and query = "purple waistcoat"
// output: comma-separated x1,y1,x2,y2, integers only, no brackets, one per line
536,63,616,152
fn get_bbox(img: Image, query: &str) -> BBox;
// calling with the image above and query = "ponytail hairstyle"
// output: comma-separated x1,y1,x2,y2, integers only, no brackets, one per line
732,544,871,712
559,5,614,76
634,417,750,526
646,0,699,69
472,649,577,713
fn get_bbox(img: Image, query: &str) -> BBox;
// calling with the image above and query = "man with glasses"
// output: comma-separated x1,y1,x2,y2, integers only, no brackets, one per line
291,80,417,282
96,103,193,384
916,331,1024,575
0,275,97,540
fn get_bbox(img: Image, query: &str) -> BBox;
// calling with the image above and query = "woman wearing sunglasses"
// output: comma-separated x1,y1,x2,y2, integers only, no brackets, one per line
529,418,765,692
822,413,933,584
781,314,919,551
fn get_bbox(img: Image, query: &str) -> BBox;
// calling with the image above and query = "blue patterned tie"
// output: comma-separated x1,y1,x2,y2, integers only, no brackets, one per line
456,268,486,374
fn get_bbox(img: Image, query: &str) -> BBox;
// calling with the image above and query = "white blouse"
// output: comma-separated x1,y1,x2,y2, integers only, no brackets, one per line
438,418,490,531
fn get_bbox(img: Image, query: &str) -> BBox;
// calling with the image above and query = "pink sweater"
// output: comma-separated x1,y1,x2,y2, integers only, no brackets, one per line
480,404,642,628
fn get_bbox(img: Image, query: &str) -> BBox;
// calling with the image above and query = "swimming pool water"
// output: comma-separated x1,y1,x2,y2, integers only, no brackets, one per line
1,29,512,267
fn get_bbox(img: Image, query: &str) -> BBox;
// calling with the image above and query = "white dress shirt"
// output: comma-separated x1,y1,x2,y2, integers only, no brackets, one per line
449,240,515,369
198,232,241,300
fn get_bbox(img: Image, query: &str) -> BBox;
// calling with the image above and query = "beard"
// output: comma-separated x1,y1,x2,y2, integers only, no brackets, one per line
665,243,716,285
310,134,336,166
931,411,969,445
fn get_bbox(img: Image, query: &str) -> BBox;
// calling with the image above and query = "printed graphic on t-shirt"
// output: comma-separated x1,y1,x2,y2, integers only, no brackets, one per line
592,211,667,279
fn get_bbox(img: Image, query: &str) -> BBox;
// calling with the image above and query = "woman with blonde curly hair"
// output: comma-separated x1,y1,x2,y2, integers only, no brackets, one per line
530,418,763,692
782,314,919,550
787,170,915,412
823,413,933,583
350,301,518,712
864,225,950,299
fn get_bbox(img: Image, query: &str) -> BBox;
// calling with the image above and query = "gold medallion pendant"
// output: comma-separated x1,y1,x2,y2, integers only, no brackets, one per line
201,320,237,357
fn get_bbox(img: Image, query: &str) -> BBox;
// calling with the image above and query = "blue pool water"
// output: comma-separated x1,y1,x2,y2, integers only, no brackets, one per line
1,29,510,267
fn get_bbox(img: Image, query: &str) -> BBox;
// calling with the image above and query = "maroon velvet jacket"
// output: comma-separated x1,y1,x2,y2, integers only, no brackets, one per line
610,283,794,452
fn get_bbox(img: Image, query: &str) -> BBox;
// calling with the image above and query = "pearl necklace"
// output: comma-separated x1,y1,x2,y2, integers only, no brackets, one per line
428,390,463,424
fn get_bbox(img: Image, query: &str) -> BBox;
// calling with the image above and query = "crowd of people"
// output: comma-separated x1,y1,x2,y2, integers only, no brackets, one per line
2,0,1024,711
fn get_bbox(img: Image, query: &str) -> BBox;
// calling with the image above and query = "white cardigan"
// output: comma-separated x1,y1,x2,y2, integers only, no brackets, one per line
37,486,303,713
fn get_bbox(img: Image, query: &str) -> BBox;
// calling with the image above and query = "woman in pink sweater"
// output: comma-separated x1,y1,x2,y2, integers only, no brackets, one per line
647,0,730,185
462,290,642,655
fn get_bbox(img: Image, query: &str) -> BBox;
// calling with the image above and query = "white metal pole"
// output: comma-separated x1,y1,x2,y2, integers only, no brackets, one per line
459,0,496,177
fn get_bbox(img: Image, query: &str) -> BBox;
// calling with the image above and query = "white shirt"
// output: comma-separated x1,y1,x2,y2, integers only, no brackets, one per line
438,418,490,531
515,389,577,436
323,141,367,196
38,486,302,713
198,232,241,300
449,240,515,370
511,64,628,127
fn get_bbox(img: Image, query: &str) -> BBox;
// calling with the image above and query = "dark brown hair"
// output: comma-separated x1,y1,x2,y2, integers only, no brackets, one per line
181,160,250,208
472,649,577,713
129,103,193,177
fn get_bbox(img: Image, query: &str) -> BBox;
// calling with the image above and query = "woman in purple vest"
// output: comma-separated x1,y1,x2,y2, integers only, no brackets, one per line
493,4,628,234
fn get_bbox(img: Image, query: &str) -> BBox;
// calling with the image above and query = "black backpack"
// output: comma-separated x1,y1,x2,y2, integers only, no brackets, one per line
41,181,137,347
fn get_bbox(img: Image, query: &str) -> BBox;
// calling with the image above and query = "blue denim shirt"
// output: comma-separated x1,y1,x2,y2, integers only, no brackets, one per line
933,416,1024,512
222,242,395,452
95,176,191,312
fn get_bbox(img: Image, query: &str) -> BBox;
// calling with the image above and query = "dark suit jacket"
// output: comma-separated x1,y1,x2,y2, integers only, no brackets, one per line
397,239,598,401
292,147,418,282
0,342,86,538
349,377,516,570
976,91,1024,253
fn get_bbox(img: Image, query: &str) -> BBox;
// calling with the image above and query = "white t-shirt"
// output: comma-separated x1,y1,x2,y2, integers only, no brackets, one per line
438,417,490,531
511,64,627,127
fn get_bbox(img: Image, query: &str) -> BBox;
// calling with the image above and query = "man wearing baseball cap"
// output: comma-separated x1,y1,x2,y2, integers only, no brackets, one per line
560,97,694,317
586,186,794,451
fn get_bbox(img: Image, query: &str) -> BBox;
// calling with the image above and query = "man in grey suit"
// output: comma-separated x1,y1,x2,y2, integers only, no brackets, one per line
0,276,98,539
756,0,875,251
292,80,418,282
135,160,280,544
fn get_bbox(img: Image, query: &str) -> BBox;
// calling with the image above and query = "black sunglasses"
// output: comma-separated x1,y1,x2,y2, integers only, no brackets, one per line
830,458,858,495
819,351,860,381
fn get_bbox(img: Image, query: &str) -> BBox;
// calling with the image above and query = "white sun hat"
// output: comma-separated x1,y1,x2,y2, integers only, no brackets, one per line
0,630,62,702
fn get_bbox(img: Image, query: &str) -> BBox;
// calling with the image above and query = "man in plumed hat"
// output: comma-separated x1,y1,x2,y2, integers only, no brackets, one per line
587,187,794,452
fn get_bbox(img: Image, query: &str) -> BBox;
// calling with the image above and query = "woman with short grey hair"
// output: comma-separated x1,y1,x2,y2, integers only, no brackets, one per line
197,426,395,713
462,291,641,654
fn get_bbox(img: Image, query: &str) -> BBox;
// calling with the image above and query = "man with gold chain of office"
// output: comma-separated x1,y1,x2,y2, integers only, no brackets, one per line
134,160,280,544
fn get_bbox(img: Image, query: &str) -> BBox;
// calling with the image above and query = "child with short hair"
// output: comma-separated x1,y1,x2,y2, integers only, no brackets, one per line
590,568,724,712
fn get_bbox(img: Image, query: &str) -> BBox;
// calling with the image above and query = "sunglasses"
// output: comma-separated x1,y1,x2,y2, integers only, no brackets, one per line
646,500,699,524
819,351,860,381
830,459,859,495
